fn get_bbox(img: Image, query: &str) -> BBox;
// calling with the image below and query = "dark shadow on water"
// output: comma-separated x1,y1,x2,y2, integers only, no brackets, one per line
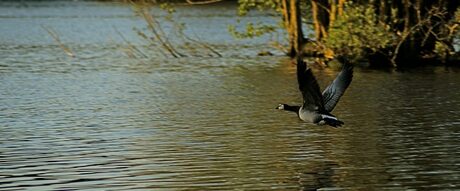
297,161,338,191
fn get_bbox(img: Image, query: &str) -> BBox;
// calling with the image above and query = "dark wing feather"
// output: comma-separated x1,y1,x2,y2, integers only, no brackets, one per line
296,57,325,111
322,61,353,112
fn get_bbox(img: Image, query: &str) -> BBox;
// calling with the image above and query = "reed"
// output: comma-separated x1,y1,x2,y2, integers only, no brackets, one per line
41,25,76,58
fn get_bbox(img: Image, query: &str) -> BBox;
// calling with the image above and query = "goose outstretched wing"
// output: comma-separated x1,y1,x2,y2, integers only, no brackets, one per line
297,57,325,112
322,61,353,112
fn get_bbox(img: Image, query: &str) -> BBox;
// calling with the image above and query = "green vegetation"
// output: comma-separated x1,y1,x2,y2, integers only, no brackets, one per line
128,0,459,67
323,3,393,64
231,0,460,67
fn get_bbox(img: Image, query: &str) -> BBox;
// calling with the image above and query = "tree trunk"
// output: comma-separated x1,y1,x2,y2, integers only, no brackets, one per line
373,0,459,66
329,0,346,28
311,0,330,41
281,0,305,57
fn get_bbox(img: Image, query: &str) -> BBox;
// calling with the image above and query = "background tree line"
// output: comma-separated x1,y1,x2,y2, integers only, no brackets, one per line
234,0,459,67
126,0,459,67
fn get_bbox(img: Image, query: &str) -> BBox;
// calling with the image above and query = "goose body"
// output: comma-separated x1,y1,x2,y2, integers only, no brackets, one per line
276,57,353,128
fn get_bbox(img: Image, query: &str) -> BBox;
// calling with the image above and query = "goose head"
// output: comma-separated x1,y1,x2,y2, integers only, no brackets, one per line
276,104,287,110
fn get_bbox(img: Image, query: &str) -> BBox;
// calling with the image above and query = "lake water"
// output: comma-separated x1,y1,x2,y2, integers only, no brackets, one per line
1,1,460,190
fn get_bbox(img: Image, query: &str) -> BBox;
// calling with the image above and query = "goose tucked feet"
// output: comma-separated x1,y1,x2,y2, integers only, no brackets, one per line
318,114,344,128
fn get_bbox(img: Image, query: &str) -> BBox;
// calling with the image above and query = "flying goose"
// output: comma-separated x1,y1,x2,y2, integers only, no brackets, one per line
276,57,353,127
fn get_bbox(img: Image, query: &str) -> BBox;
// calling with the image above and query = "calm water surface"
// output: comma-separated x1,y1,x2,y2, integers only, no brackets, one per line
1,1,460,190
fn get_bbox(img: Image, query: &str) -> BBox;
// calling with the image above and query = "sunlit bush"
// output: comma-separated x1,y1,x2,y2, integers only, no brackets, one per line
323,2,394,62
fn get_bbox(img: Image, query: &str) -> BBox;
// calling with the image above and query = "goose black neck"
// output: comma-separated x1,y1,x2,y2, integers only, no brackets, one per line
284,104,300,113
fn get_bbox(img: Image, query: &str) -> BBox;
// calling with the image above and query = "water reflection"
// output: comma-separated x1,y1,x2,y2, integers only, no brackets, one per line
1,0,460,190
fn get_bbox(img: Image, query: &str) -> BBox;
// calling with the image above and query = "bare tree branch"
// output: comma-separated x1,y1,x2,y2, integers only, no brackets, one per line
185,0,223,5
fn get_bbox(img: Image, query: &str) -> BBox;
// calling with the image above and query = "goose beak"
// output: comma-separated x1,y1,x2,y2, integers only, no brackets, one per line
275,104,284,110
